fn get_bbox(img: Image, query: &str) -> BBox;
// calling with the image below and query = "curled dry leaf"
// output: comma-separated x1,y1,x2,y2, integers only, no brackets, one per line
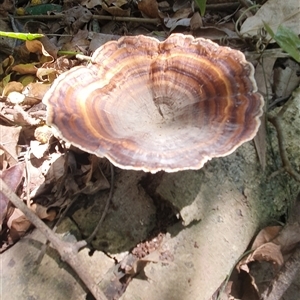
25,40,54,64
81,0,103,9
23,82,51,100
30,203,57,221
251,242,284,266
11,63,38,75
251,226,282,250
0,125,22,166
36,68,57,83
2,81,23,96
0,163,25,229
138,0,160,18
6,208,32,244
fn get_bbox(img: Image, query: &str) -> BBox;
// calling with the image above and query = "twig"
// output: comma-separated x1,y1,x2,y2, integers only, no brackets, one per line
85,163,114,244
260,244,300,300
24,147,31,207
268,112,300,182
0,14,161,24
0,178,108,300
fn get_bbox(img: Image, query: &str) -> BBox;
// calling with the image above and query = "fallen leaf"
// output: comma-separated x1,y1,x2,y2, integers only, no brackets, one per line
0,163,25,229
62,6,93,33
0,125,22,166
190,12,202,31
2,81,23,96
30,203,57,221
81,0,103,9
11,63,38,75
6,208,32,242
251,226,282,250
251,242,284,266
138,0,160,18
240,0,300,40
102,2,131,17
25,40,54,64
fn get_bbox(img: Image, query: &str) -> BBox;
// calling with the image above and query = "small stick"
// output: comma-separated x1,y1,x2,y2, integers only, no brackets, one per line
0,14,161,24
260,244,300,300
85,163,114,244
268,114,300,182
0,178,108,300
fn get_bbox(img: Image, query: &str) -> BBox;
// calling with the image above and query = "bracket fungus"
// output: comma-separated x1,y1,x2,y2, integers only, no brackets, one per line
43,34,264,173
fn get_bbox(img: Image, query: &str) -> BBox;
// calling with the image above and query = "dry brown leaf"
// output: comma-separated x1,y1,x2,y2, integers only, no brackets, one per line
193,26,238,40
81,0,102,9
251,242,284,266
2,81,23,96
11,63,38,75
62,6,93,33
36,68,57,83
7,208,32,242
190,12,202,31
23,82,50,100
173,0,191,12
102,2,131,17
251,226,282,250
0,55,14,77
138,0,160,18
0,163,25,228
25,40,54,64
0,125,22,166
30,203,57,221
106,0,127,7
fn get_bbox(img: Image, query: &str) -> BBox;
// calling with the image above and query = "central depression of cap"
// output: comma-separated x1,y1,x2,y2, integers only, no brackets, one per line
43,34,264,173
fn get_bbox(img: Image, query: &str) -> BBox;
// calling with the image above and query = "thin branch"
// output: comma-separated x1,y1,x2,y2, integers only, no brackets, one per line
0,14,161,24
0,178,108,300
85,163,114,244
268,114,300,182
260,244,300,300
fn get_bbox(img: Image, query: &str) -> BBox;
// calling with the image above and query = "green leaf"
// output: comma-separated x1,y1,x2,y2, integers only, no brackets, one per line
25,4,62,15
0,31,44,41
264,22,300,62
195,0,207,16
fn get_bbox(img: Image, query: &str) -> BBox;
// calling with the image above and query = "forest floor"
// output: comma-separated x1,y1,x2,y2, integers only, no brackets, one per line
1,0,300,299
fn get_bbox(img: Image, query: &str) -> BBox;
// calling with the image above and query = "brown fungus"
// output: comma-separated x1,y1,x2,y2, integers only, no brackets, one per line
43,34,264,173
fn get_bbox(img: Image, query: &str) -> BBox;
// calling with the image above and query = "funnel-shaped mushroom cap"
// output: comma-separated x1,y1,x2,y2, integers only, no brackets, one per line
43,34,264,173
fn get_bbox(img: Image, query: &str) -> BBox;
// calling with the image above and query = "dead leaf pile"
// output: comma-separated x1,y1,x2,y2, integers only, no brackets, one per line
0,34,111,250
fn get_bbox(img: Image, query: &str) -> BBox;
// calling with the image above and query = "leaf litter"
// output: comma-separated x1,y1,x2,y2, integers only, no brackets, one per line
1,0,300,299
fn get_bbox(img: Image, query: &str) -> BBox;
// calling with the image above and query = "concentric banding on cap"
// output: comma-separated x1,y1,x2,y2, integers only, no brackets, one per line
43,34,264,173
